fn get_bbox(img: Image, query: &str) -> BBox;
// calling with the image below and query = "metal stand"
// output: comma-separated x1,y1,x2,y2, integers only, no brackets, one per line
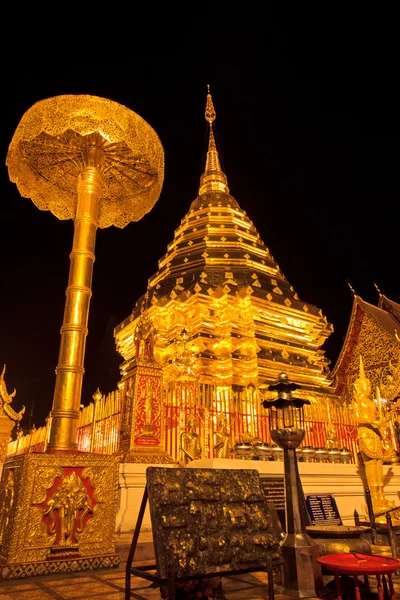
278,443,324,598
125,487,277,600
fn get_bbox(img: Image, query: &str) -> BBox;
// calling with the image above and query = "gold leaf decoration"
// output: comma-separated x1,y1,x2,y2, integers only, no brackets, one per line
31,467,64,504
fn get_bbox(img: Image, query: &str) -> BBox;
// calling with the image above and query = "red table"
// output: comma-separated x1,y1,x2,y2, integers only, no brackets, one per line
317,553,400,600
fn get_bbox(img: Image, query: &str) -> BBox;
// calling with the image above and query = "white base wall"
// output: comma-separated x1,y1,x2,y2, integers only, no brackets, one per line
115,458,400,533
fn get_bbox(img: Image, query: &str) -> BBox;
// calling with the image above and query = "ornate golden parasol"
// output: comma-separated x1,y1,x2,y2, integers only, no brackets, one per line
7,94,164,227
7,95,164,451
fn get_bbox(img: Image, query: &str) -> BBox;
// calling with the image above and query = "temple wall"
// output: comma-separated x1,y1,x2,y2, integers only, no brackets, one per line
115,460,400,534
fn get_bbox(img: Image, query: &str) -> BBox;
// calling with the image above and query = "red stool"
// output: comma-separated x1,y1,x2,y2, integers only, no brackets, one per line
317,552,400,600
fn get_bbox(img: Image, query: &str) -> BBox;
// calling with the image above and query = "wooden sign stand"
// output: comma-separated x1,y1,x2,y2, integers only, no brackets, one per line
125,478,279,600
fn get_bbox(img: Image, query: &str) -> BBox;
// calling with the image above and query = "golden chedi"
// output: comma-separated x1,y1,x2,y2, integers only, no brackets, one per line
115,87,336,460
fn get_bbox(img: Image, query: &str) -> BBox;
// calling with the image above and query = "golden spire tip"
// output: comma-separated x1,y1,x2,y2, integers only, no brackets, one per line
205,86,216,124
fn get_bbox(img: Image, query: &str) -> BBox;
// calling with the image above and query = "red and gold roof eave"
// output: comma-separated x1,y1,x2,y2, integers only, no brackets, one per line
331,297,364,396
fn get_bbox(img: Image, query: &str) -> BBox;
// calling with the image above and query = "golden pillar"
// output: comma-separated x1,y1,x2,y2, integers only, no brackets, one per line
0,95,164,578
48,154,104,451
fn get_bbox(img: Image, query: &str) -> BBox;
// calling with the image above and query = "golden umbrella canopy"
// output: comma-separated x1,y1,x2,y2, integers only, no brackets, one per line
6,94,164,228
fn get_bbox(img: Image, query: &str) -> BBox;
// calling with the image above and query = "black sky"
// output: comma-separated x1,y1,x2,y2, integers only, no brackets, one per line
1,8,399,427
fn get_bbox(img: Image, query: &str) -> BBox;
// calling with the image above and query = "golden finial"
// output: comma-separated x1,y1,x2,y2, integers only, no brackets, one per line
205,85,216,124
92,387,102,402
347,280,356,296
199,86,229,195
395,329,400,343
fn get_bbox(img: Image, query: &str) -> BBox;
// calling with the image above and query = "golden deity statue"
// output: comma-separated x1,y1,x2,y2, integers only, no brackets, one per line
42,471,92,548
180,416,202,465
353,356,398,520
141,379,156,436
325,402,340,449
134,310,157,363
325,422,340,449
213,414,231,458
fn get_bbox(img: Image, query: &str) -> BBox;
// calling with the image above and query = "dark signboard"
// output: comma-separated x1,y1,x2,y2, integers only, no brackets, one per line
260,477,285,511
146,467,281,579
305,494,343,526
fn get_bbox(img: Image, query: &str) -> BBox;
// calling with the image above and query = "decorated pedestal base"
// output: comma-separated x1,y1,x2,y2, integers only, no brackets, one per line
118,346,174,465
0,452,120,579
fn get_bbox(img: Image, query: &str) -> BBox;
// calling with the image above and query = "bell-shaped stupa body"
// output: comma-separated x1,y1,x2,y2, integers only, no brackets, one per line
115,89,334,404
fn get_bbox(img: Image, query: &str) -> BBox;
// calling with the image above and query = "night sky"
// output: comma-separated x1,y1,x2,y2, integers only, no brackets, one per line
1,9,399,427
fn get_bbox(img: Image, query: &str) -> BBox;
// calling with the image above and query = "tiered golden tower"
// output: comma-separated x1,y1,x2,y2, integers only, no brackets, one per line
115,88,336,455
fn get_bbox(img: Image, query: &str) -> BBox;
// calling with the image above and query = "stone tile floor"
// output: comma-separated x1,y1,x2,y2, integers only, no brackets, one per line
0,563,400,600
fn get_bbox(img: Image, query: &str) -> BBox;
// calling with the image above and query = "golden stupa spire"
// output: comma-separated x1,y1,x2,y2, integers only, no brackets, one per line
199,85,229,195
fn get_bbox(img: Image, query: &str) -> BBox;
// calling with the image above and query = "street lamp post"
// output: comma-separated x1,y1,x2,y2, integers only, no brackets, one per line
262,372,324,598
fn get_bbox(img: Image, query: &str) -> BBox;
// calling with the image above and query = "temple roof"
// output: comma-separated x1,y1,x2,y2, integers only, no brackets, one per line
378,291,400,325
331,292,400,396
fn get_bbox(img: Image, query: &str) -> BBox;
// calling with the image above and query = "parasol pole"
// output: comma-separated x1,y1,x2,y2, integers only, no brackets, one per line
48,143,104,451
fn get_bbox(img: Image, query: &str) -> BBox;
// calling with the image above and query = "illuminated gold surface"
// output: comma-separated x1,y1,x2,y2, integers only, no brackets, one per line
332,292,400,405
180,415,202,464
353,356,397,518
118,314,174,463
213,414,232,458
115,90,336,454
0,452,120,579
7,96,164,452
199,87,229,195
0,365,25,423
48,164,102,451
0,366,24,463
6,94,164,228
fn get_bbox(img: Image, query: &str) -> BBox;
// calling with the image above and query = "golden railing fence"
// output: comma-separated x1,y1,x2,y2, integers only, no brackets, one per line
6,388,399,464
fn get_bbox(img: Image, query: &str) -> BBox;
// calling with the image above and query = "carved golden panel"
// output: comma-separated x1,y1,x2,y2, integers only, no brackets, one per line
0,452,119,576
